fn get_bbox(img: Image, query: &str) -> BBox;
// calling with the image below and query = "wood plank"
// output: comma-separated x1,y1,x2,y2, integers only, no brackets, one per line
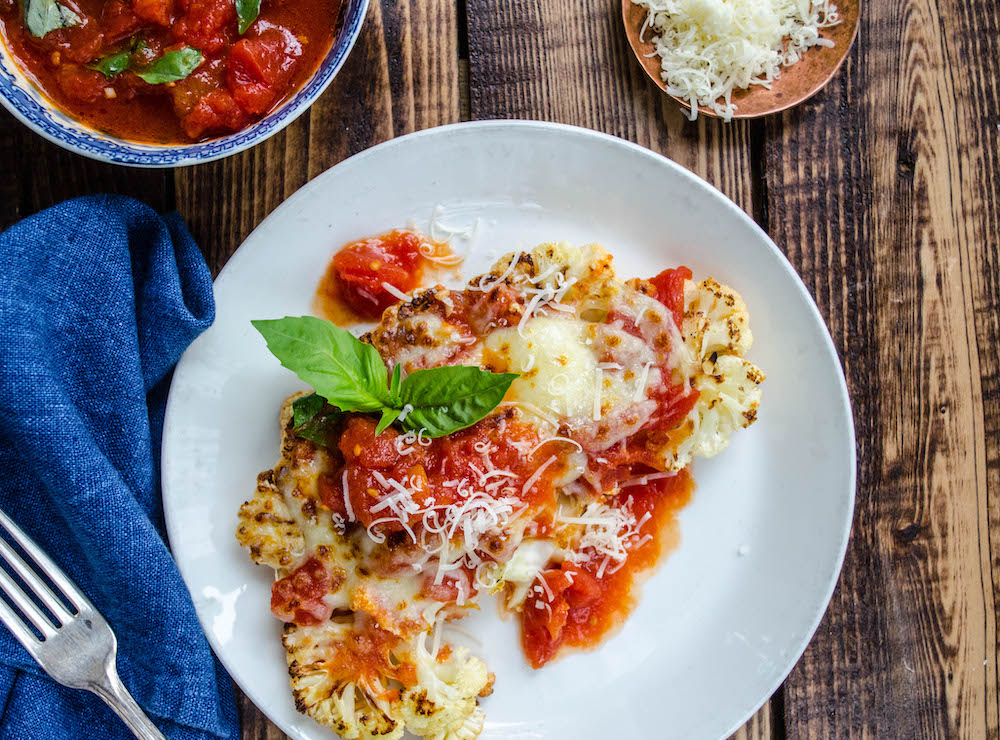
237,692,288,740
730,703,773,740
763,0,1000,735
0,111,169,229
467,2,767,737
176,0,459,275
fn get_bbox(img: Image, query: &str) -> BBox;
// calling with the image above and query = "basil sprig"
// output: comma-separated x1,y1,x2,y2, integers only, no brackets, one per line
253,316,518,438
23,0,80,38
235,0,260,34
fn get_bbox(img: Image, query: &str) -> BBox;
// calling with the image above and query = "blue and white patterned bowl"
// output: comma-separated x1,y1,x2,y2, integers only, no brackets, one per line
0,0,368,167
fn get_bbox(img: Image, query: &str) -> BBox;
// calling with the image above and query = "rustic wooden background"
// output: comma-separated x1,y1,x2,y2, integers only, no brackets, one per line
3,0,999,735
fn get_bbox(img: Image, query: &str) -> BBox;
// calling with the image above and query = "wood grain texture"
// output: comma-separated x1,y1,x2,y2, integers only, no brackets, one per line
0,112,169,229
176,0,460,275
763,0,1000,735
467,0,753,210
466,1,770,737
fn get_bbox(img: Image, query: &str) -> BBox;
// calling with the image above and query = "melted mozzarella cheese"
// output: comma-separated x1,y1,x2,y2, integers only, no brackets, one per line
484,317,649,425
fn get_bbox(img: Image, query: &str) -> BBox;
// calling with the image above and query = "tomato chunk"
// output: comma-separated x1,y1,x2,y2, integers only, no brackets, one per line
132,0,173,26
56,64,108,103
330,231,425,318
180,88,250,139
227,21,302,115
173,0,235,54
47,19,106,63
649,266,692,329
102,1,142,41
270,557,332,625
520,564,592,668
317,472,349,518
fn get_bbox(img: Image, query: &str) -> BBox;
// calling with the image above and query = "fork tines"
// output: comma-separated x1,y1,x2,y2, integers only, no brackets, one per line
0,508,84,644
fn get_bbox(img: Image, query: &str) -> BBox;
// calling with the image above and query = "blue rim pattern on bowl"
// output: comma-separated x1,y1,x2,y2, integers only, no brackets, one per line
0,0,367,167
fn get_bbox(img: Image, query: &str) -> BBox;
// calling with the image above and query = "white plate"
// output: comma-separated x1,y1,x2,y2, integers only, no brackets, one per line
162,121,855,740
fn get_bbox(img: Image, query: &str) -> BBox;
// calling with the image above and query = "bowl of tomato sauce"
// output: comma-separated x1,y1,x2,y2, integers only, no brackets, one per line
0,0,366,165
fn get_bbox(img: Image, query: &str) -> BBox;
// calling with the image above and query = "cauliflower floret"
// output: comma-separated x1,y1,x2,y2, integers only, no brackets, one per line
679,353,764,460
235,469,305,570
284,619,491,740
683,277,753,358
397,641,491,740
283,621,405,740
658,277,764,470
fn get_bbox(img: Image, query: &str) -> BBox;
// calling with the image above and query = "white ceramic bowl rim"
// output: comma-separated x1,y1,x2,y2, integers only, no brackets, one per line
0,0,368,167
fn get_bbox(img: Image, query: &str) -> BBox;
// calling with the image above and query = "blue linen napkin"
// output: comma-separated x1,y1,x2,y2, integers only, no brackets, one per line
0,196,238,740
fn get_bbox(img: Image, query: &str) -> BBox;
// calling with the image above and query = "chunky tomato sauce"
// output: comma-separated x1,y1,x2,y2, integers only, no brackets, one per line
0,0,341,142
280,260,703,671
322,415,562,539
271,555,333,625
520,470,694,668
316,230,460,325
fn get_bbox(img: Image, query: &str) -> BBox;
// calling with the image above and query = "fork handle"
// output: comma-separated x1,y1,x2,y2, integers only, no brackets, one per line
90,671,166,740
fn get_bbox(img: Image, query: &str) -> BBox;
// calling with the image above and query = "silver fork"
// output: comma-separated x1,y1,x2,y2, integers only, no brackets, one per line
0,507,165,740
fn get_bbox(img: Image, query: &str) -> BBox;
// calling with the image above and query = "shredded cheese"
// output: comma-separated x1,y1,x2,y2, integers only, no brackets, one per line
380,281,410,301
633,0,841,121
342,470,354,521
522,455,557,496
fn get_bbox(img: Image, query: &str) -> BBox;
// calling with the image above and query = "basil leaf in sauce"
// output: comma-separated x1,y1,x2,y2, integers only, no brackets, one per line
253,316,392,413
133,47,202,84
88,50,130,78
291,392,343,446
292,392,326,427
235,0,260,35
23,0,80,38
398,366,519,437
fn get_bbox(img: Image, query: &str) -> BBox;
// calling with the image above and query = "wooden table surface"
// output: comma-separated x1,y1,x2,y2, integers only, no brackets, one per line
3,0,999,736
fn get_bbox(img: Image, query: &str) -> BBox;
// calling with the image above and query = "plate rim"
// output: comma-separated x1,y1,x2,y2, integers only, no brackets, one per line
162,119,857,740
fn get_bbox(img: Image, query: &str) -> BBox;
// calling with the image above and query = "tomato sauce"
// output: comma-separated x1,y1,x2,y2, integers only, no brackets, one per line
0,0,341,142
325,414,562,543
271,555,334,625
649,266,692,329
322,624,417,701
520,469,694,668
315,230,461,326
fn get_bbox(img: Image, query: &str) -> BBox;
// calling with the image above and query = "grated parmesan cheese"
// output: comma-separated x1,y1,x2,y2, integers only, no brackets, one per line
633,0,841,121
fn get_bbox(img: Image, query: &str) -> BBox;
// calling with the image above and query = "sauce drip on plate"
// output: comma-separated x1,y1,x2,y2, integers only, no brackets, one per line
520,470,694,668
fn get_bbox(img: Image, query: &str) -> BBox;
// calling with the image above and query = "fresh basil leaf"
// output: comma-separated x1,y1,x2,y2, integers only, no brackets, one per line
253,316,391,413
388,364,402,406
23,0,80,38
291,393,343,445
292,392,325,427
374,407,398,436
235,0,260,34
399,366,518,437
88,50,130,78
134,47,202,84
294,412,343,446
